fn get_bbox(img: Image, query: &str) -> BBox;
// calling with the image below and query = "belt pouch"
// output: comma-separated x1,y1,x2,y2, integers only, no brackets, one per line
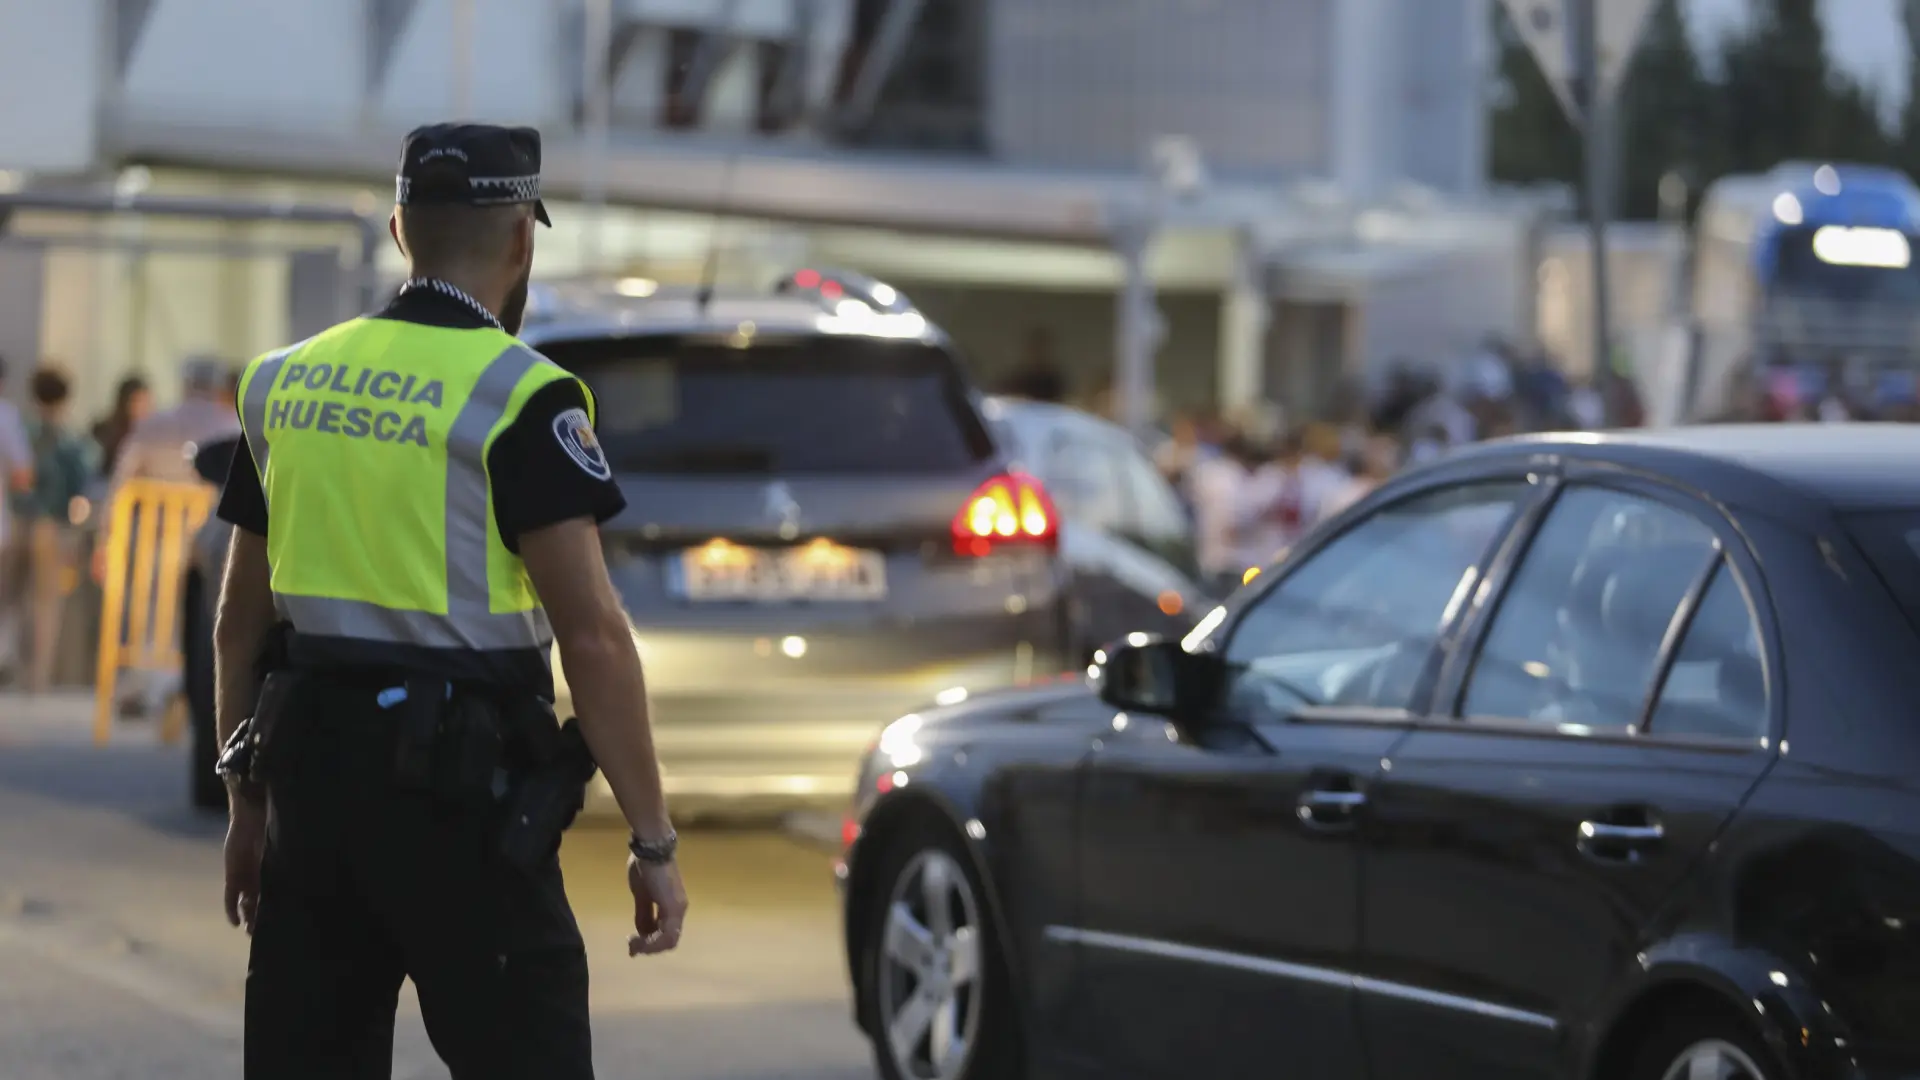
248,671,303,785
392,677,447,791
505,698,564,768
437,695,504,805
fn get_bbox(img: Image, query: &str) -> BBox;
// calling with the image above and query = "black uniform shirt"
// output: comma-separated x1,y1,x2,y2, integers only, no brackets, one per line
216,288,627,697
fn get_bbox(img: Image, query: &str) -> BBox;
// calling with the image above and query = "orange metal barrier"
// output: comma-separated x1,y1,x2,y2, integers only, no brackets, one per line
93,479,214,745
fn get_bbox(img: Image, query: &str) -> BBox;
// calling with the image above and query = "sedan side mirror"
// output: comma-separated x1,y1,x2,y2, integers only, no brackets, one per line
192,437,240,486
1093,636,1223,720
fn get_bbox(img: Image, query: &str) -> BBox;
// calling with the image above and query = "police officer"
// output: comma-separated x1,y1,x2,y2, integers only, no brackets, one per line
211,123,687,1079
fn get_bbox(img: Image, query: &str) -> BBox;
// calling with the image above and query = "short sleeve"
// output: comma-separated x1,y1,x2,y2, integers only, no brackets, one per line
0,403,29,472
217,437,270,536
489,377,627,552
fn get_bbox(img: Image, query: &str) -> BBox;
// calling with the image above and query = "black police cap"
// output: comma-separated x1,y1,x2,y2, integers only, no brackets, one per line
395,122,551,226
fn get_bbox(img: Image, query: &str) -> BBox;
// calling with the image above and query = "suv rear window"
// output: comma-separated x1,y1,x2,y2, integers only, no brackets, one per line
538,336,994,474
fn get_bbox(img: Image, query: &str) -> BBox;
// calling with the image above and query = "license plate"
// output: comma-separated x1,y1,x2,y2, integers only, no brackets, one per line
676,543,887,602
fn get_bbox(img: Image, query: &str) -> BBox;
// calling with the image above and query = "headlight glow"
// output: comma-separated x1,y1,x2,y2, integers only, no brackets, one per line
878,713,925,769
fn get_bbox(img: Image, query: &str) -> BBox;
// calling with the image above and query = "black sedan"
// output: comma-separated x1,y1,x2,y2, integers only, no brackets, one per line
837,425,1920,1080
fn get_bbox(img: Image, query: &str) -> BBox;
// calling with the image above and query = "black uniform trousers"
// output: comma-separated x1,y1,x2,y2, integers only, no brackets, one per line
244,675,594,1079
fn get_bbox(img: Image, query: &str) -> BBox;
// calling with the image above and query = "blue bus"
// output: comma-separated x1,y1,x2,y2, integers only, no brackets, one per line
1682,163,1920,418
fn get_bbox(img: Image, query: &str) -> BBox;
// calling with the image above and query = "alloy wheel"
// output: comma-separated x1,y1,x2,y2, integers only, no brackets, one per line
876,849,984,1080
1660,1038,1769,1080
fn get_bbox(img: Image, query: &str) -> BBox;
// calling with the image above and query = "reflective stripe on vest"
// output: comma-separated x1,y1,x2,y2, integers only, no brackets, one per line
237,318,589,654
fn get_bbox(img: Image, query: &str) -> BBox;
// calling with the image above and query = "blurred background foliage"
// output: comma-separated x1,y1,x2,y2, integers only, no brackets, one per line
1493,0,1920,220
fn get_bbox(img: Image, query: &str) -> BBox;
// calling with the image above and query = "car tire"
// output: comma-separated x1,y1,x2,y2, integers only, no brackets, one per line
184,579,224,812
1627,1003,1783,1080
858,818,1022,1080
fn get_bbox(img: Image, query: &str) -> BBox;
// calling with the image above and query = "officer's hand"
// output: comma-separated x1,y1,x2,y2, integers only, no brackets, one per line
627,855,688,956
223,800,268,933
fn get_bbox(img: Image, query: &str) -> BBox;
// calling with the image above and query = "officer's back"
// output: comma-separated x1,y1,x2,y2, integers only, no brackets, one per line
209,123,686,1080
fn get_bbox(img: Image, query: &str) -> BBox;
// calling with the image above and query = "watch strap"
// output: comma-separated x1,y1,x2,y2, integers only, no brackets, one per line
628,829,678,865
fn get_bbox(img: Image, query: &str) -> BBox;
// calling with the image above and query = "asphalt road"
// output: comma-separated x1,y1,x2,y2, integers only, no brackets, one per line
0,693,874,1080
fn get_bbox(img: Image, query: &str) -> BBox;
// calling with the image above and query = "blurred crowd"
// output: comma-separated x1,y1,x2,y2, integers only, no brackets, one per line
1001,334,1649,592
6,329,1912,689
1713,355,1920,424
995,323,1920,592
0,352,243,692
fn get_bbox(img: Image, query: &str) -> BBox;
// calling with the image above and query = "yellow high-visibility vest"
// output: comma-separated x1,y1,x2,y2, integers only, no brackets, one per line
236,317,591,653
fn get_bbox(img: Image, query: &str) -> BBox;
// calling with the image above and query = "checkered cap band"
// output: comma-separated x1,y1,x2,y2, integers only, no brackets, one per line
394,173,541,205
469,175,541,202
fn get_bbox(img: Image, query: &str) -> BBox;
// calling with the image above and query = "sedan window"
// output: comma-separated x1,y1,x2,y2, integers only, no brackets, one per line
1221,482,1528,714
1461,487,1718,729
1120,447,1190,533
1645,563,1768,741
1043,432,1127,531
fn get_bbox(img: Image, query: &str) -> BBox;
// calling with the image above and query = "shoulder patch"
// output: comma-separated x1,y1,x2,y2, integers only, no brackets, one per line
552,407,612,481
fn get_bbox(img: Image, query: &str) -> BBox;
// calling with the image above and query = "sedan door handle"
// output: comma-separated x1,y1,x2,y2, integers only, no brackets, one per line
1577,818,1665,863
1578,821,1664,843
1297,788,1367,831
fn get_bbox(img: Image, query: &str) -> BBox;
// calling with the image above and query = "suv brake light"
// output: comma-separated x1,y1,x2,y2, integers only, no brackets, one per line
952,472,1058,555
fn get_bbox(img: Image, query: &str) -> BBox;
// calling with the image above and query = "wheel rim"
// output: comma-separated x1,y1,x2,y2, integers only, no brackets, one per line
1661,1038,1769,1080
876,849,984,1080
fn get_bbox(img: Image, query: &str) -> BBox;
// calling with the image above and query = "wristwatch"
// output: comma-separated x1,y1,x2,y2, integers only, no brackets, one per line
628,829,678,865
216,719,266,805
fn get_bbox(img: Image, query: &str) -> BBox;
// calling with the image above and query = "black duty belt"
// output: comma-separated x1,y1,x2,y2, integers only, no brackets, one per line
270,665,599,874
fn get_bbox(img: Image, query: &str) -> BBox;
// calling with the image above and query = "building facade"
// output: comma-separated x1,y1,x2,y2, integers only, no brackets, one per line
0,0,1520,423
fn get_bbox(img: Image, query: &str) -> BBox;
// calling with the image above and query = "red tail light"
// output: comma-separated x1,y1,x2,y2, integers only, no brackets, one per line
952,472,1059,556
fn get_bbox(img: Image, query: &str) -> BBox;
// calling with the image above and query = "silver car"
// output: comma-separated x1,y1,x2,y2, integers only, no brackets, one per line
185,272,1203,814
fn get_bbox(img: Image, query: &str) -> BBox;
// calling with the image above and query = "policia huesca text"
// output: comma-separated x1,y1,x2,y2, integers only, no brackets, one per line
211,123,688,1079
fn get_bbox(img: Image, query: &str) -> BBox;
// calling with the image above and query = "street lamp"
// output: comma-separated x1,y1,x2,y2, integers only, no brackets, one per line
1112,137,1207,439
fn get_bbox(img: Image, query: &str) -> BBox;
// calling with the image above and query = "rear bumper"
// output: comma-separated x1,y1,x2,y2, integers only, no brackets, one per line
585,777,853,820
573,690,913,819
565,624,1061,818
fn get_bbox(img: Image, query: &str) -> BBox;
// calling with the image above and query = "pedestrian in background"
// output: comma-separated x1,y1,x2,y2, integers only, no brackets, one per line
0,354,39,684
2,367,96,692
1322,432,1403,520
998,326,1070,403
1190,429,1263,592
104,356,240,496
0,354,35,504
1298,422,1352,524
1244,430,1334,560
1153,408,1216,498
95,356,241,715
92,374,153,479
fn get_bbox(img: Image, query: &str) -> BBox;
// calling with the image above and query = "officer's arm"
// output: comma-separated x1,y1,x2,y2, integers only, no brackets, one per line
213,528,276,755
520,518,673,842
